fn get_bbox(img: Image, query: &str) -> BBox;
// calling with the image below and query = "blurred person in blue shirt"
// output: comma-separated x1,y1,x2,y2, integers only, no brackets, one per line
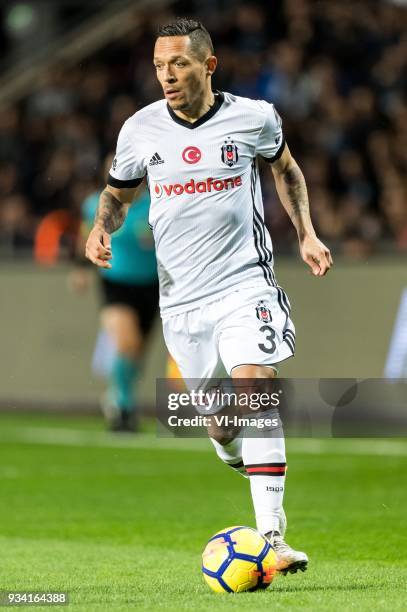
72,153,158,431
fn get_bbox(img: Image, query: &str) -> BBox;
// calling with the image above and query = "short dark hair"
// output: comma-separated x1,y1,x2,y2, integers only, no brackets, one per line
157,18,214,60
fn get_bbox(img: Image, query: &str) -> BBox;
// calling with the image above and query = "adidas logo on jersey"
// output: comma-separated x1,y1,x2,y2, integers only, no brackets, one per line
149,152,165,166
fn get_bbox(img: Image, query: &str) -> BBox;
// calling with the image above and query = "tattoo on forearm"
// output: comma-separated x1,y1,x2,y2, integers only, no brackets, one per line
282,166,309,226
95,190,126,233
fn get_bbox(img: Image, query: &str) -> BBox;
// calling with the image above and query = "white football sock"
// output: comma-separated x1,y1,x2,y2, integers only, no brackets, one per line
210,436,247,477
242,422,286,535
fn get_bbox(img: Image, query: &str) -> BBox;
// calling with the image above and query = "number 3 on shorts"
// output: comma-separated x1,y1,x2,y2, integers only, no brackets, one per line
258,324,276,354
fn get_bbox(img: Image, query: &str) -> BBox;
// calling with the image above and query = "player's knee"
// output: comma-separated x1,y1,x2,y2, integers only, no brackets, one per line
207,422,238,446
102,306,143,356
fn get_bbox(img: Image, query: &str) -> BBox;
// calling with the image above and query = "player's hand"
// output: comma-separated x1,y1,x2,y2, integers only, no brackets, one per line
85,226,112,269
299,234,333,277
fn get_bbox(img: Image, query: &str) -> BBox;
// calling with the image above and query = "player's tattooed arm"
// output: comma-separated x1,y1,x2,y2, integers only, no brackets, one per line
85,185,138,269
271,145,313,240
271,144,333,276
280,167,310,235
95,189,128,234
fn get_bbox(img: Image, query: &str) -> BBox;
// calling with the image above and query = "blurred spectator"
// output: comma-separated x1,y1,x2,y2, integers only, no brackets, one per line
0,106,22,161
0,0,405,258
27,66,77,119
0,193,33,254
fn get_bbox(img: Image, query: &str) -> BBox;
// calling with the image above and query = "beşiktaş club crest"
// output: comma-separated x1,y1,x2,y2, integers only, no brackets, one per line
221,137,238,167
256,301,272,323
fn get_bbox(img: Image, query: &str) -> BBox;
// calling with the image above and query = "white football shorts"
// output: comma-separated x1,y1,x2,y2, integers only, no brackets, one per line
162,284,295,383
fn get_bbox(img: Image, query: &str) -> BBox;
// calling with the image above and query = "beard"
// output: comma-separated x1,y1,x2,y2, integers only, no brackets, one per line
168,99,188,111
166,77,204,113
167,91,192,112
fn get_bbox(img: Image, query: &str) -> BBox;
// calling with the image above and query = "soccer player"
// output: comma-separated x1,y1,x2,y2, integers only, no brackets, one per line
85,19,332,573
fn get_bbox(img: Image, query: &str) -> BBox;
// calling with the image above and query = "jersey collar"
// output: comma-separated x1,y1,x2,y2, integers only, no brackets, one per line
166,91,224,129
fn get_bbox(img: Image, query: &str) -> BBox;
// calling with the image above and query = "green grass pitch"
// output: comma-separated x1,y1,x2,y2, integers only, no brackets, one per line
0,413,406,611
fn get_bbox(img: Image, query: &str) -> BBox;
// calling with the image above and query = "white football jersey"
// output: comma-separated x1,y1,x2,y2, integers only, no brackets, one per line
108,91,285,316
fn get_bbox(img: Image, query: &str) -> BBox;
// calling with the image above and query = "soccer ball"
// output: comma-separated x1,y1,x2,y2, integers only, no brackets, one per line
202,526,277,593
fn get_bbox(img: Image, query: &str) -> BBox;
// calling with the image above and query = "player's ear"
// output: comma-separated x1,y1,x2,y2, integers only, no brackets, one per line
206,56,217,76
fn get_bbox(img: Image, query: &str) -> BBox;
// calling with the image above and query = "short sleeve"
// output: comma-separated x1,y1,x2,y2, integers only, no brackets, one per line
255,102,285,163
107,120,146,188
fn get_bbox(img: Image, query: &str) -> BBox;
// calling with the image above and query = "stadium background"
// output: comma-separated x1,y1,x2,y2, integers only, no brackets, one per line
0,0,406,408
0,1,406,610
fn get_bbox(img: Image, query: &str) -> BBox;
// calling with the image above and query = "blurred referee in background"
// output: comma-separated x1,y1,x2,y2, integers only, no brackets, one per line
72,153,158,432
